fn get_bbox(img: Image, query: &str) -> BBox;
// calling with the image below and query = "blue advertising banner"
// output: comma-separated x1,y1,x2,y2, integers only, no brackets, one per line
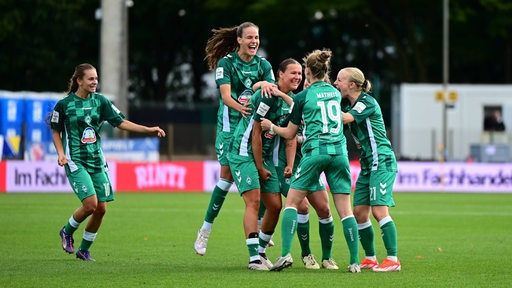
25,138,160,162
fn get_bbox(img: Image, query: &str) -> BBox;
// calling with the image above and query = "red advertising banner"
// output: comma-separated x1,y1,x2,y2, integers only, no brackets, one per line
2,160,512,193
0,161,5,192
116,161,204,192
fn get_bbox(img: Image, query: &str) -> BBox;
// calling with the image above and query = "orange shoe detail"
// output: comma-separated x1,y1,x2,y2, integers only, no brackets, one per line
360,258,379,269
372,258,401,272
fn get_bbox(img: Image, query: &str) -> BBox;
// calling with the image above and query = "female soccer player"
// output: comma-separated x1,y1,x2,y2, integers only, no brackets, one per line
334,67,401,272
261,49,360,273
274,76,336,270
227,58,299,270
194,22,276,256
53,63,165,261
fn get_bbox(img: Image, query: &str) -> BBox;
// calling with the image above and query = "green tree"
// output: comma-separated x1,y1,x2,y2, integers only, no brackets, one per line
0,0,511,104
0,0,99,91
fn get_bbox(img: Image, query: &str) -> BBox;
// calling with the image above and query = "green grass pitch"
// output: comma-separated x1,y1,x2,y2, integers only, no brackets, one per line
1,192,511,287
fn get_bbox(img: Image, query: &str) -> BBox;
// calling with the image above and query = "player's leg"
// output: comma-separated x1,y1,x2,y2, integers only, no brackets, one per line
296,199,315,268
305,189,332,269
258,191,281,268
195,131,235,255
203,165,234,225
242,188,268,271
228,155,267,270
353,174,379,269
257,199,266,230
60,168,96,256
370,170,400,272
372,208,400,271
76,171,112,261
355,205,378,268
271,155,321,271
257,164,281,268
327,155,360,272
258,161,275,248
278,201,300,257
269,188,304,271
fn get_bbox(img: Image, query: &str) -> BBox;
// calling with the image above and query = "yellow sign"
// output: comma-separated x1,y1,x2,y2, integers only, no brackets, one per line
435,91,444,102
435,90,458,102
448,91,458,102
7,135,21,154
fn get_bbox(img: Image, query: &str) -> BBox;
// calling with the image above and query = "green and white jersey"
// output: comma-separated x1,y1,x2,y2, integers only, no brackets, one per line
230,89,289,158
289,81,347,157
275,100,301,167
276,124,303,168
215,52,275,134
50,93,125,173
345,92,397,174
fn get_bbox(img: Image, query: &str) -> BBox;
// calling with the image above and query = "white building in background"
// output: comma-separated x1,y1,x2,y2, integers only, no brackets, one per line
391,84,512,162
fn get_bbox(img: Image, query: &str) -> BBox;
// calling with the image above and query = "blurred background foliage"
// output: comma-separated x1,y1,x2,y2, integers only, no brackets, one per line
1,0,511,112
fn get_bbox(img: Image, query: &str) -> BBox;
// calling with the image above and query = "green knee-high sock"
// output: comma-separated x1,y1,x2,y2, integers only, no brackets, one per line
64,215,80,234
246,235,260,261
80,240,93,251
318,218,334,260
358,222,376,257
281,208,298,257
258,231,272,249
296,218,311,257
342,216,359,264
380,219,398,257
204,185,229,223
79,230,97,252
64,223,77,234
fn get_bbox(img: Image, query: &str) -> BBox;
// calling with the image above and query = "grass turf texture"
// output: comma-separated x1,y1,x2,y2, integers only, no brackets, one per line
1,192,510,287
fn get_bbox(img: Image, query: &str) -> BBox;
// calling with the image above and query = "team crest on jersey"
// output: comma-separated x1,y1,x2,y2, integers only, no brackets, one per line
81,127,97,144
215,67,224,80
238,89,253,104
51,111,59,123
85,115,92,125
244,78,253,88
353,102,367,113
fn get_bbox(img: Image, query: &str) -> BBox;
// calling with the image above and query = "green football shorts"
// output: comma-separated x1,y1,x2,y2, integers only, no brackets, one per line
215,131,233,166
67,167,114,202
228,153,280,194
353,169,396,207
290,154,351,194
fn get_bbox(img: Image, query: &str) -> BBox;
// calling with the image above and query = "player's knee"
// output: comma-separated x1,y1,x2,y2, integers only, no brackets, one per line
94,204,107,216
314,204,331,219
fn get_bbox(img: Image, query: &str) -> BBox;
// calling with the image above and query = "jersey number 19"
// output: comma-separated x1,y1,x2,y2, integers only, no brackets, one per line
317,100,342,134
